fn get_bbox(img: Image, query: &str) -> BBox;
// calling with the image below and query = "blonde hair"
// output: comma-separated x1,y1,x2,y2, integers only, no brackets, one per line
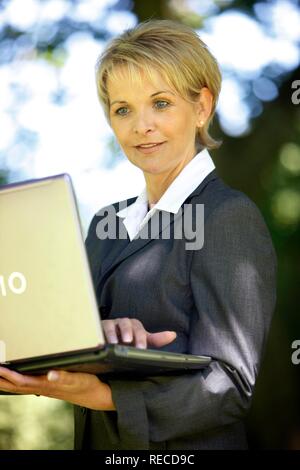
96,19,222,150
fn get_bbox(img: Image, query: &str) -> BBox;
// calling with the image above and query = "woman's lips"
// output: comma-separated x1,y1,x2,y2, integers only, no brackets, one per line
135,142,165,154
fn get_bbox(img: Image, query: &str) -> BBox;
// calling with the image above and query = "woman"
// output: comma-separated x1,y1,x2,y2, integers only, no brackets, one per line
0,20,277,450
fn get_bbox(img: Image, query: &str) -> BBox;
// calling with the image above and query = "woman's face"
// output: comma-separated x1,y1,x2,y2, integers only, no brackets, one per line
107,67,208,177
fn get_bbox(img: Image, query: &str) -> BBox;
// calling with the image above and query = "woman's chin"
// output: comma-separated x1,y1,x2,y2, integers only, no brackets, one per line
131,160,163,175
141,165,164,175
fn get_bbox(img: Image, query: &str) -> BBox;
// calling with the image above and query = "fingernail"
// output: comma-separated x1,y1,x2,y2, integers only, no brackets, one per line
136,343,146,349
123,334,132,343
108,336,118,344
47,371,59,382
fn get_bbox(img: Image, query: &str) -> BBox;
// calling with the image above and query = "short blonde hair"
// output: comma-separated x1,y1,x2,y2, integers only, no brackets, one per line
96,19,222,150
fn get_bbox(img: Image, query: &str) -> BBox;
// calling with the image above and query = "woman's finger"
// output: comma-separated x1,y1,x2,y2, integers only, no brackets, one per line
0,366,27,387
0,368,50,395
102,319,177,349
147,331,177,348
0,377,19,393
131,319,147,349
116,318,134,344
102,319,119,344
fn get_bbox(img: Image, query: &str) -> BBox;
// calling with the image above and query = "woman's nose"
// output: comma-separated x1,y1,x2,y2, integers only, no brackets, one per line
132,110,155,134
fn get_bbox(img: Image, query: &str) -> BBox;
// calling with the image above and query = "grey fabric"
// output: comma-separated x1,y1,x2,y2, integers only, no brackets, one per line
73,169,277,450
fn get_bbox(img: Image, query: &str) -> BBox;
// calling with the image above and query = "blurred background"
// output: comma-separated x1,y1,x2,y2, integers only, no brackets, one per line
0,0,299,450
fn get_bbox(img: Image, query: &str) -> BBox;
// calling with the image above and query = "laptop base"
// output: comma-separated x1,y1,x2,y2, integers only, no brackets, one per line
1,345,211,377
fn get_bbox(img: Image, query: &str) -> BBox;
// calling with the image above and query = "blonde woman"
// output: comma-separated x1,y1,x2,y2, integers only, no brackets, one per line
0,20,277,450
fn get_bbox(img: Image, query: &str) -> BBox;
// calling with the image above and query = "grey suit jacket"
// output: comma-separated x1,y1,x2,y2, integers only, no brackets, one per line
73,169,277,450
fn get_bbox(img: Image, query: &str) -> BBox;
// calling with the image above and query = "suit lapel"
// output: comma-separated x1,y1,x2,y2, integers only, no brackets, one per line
96,169,218,292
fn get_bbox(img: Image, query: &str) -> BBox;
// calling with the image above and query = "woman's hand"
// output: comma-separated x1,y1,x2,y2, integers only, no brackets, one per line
102,318,177,349
0,366,115,411
0,320,176,407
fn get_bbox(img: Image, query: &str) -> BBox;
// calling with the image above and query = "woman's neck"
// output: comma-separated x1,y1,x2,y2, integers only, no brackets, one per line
143,148,197,206
144,170,178,207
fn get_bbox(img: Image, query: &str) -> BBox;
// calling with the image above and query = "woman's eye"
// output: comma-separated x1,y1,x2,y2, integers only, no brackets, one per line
115,107,128,116
155,100,169,109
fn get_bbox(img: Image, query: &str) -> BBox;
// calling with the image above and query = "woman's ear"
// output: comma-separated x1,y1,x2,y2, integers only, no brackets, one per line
195,87,213,127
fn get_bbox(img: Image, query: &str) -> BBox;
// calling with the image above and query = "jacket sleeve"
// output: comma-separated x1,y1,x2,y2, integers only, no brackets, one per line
106,195,278,449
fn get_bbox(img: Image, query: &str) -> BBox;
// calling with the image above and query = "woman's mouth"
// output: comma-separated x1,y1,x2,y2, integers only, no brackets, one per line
135,142,165,154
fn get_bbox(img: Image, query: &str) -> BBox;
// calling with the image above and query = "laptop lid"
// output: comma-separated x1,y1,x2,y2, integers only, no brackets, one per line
0,174,105,364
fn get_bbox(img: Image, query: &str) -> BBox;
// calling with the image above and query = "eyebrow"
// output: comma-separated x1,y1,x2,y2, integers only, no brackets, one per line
110,90,176,107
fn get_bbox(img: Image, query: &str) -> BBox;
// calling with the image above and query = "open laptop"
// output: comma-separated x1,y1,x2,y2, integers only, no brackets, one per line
0,173,211,377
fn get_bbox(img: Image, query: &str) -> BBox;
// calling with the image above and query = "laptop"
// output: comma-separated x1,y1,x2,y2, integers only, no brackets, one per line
0,173,211,378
